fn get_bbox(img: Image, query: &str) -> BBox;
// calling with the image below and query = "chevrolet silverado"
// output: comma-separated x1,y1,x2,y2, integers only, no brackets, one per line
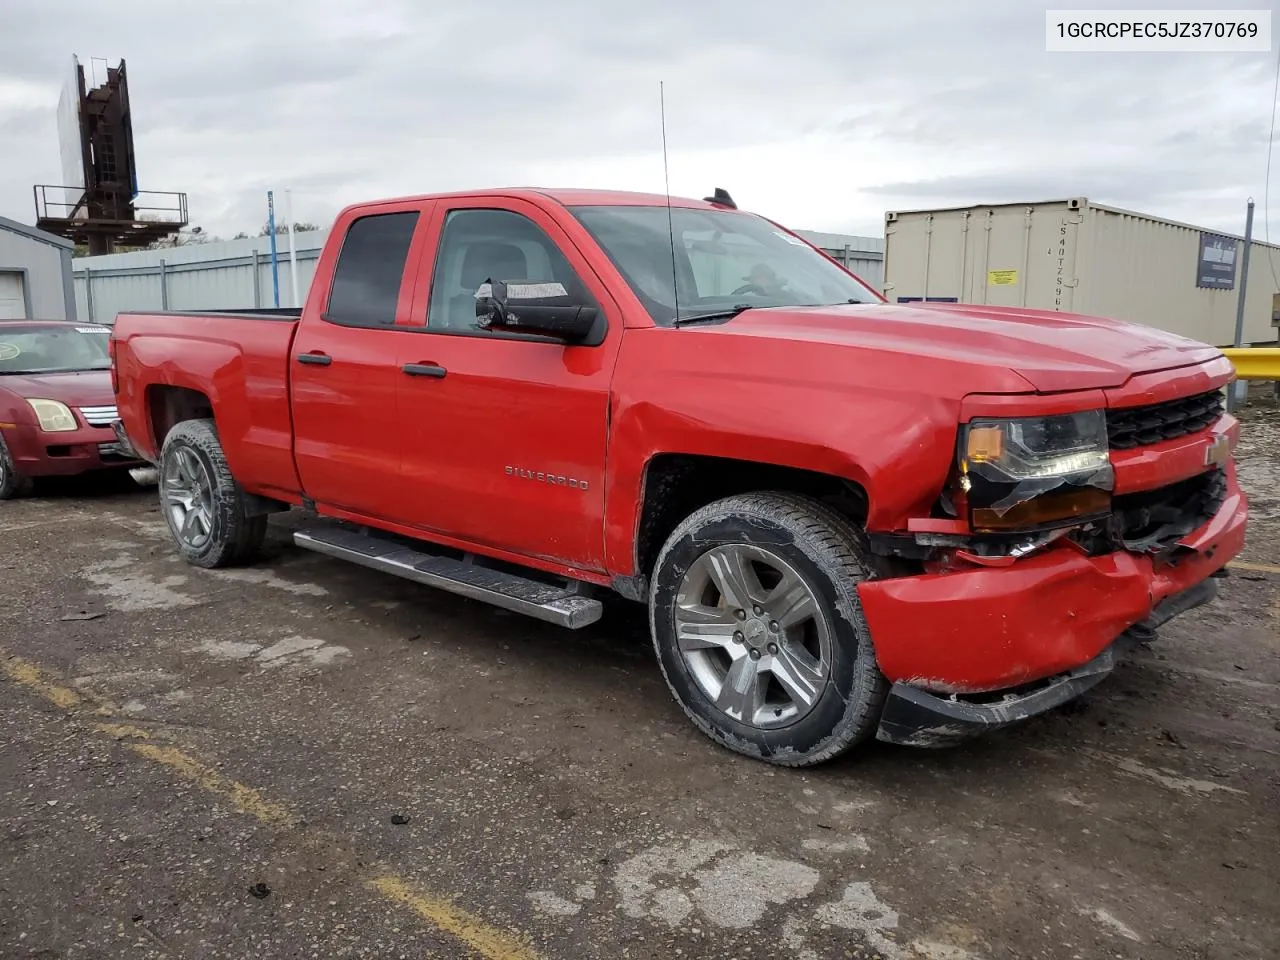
109,187,1248,765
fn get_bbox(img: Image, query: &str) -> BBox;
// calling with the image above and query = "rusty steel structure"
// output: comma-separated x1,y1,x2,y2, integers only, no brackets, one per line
33,57,187,255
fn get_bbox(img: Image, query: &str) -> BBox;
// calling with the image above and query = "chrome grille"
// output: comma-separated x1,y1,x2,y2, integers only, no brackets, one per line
78,405,118,428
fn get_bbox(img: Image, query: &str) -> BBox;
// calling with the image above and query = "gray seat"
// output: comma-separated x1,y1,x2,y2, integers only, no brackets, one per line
446,241,529,329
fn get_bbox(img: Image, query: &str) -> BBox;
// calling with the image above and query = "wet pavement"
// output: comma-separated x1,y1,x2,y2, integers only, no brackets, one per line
1,406,1277,960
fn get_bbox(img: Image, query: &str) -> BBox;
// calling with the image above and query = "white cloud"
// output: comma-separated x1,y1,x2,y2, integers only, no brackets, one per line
1,0,1277,246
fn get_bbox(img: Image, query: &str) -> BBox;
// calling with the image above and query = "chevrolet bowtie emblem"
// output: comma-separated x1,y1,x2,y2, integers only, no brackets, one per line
1204,434,1231,468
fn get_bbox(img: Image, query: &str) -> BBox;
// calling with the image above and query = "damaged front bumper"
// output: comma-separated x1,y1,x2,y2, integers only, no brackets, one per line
874,578,1219,747
859,467,1248,748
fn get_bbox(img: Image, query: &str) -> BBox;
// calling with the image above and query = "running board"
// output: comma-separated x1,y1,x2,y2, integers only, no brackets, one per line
293,526,603,629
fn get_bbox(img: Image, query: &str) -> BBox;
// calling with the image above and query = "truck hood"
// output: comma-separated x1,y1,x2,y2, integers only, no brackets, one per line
0,369,115,406
720,303,1221,392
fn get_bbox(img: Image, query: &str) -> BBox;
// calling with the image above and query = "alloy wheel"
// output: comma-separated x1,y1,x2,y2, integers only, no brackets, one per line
674,543,833,729
161,446,215,549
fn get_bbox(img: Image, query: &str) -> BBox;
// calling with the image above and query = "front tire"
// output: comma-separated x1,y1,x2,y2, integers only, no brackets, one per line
159,419,267,568
649,492,888,766
0,435,33,500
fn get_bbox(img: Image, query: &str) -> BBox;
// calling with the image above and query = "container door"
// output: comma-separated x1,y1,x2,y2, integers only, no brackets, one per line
884,211,969,303
1036,207,1081,313
976,204,1081,311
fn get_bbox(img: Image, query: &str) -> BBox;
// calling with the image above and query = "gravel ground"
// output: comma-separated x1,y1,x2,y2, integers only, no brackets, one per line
0,404,1276,960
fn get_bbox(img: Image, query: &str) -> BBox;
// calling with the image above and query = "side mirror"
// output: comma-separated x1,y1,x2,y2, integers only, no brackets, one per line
475,280,598,341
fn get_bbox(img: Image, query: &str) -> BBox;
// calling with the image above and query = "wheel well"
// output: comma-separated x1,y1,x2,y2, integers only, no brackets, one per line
635,454,869,580
147,386,213,450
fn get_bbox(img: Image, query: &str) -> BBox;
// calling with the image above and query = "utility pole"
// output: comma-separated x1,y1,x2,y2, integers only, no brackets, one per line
1227,198,1254,412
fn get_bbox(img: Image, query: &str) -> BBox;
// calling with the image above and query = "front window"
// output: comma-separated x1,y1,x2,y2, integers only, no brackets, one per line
570,205,880,325
0,324,110,375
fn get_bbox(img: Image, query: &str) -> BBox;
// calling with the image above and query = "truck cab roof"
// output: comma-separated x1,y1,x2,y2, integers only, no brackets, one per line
340,187,731,216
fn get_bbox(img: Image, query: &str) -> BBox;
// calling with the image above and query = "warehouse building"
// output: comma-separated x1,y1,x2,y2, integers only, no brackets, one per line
883,198,1280,347
0,216,77,321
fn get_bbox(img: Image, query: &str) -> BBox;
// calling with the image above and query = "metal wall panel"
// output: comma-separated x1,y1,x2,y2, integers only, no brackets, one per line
797,230,884,291
74,231,327,323
884,199,1280,346
0,224,71,319
1081,205,1277,346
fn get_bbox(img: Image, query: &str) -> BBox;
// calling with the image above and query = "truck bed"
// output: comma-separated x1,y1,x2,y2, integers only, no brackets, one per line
110,310,303,502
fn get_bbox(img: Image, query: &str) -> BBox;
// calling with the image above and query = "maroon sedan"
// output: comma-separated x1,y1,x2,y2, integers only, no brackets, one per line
0,320,142,499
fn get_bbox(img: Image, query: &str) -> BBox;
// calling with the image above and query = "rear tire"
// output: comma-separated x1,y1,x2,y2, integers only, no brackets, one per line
0,435,33,500
649,492,888,767
158,419,267,568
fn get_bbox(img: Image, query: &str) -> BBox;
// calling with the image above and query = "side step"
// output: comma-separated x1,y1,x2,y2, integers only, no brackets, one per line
293,526,603,629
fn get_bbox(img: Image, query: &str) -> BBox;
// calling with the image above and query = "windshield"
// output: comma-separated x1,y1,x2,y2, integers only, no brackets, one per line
0,324,111,375
570,205,880,325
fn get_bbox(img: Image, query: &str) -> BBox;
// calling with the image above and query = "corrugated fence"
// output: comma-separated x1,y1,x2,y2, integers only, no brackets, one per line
72,228,884,325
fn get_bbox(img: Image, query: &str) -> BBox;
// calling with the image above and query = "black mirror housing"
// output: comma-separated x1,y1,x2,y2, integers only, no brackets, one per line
475,280,598,341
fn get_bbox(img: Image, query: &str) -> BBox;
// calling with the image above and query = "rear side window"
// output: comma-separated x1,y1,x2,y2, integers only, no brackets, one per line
325,211,420,327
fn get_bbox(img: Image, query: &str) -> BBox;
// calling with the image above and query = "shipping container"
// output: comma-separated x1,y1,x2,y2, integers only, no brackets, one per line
882,198,1280,347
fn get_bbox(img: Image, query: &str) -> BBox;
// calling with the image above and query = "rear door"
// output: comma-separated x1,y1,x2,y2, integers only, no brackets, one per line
290,201,434,518
395,197,623,572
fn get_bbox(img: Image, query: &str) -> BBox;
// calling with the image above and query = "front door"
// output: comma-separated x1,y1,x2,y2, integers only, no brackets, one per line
396,199,623,572
290,204,429,518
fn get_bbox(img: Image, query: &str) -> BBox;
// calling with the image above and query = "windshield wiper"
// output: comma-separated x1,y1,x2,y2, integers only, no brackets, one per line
672,304,754,327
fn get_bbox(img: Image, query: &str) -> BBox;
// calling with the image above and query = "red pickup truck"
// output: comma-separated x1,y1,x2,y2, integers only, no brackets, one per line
109,187,1248,765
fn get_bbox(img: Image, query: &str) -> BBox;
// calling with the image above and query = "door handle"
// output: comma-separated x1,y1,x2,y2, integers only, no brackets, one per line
402,363,447,379
297,352,332,366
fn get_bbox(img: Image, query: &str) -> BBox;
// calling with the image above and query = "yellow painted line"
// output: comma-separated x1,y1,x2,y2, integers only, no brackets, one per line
1,656,87,710
127,742,300,830
2,649,544,960
369,875,540,960
93,722,155,740
1230,560,1280,575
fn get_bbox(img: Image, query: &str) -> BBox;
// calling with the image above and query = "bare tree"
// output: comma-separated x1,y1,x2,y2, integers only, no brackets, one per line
148,225,219,249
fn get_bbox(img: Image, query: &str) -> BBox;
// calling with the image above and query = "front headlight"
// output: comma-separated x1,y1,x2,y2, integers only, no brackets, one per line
26,399,78,433
960,410,1113,531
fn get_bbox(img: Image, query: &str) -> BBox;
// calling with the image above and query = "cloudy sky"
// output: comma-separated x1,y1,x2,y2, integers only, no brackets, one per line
1,0,1278,243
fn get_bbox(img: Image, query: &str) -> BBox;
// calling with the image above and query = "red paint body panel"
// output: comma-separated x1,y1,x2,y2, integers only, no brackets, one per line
1111,414,1239,495
391,196,624,572
859,465,1248,693
1103,354,1234,408
1,423,137,477
112,315,301,501
911,303,1222,392
0,368,117,408
0,367,140,479
289,320,411,517
108,186,1251,697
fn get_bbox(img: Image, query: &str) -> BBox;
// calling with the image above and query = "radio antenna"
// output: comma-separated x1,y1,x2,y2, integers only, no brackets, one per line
660,81,681,323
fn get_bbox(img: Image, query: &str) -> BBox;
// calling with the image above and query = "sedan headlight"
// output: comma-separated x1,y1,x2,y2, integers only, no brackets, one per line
960,410,1114,531
26,399,78,433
